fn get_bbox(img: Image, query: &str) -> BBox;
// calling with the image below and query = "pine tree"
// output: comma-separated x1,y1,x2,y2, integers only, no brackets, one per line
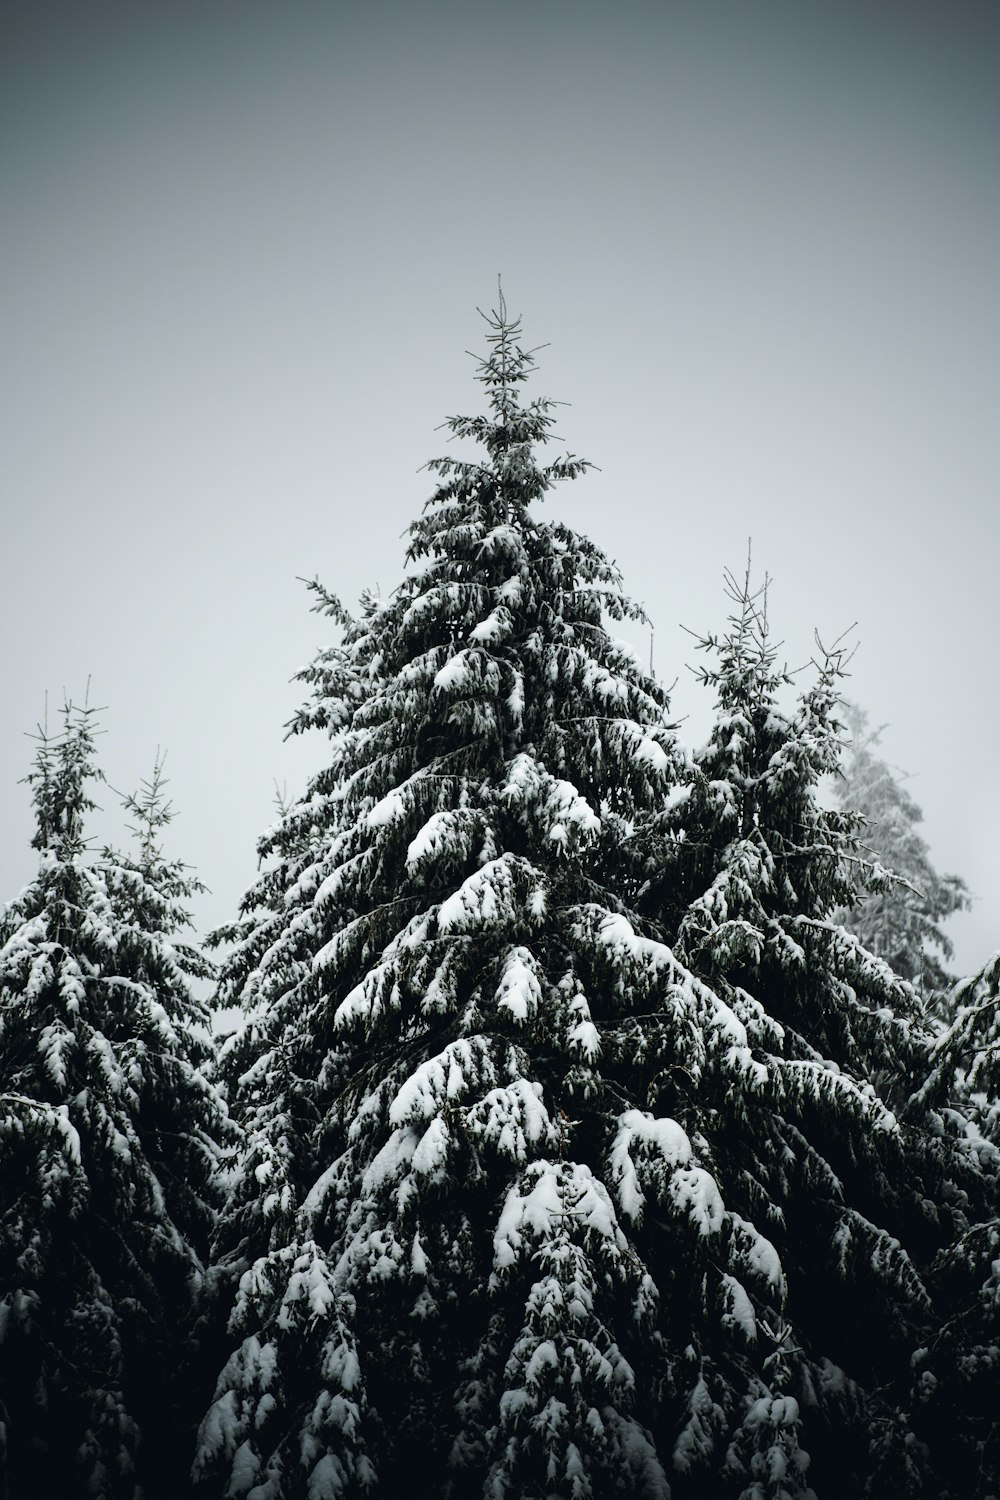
196,294,686,1498
629,564,974,1494
0,705,230,1499
831,704,970,1012
195,299,974,1499
98,753,239,1489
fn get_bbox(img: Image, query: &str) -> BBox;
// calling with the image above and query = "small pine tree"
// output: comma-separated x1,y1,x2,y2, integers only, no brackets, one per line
0,705,230,1499
99,755,225,1249
99,753,239,1489
831,704,970,1012
631,565,968,1493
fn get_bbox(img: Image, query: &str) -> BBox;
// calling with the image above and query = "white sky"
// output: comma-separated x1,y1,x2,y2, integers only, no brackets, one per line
2,0,997,974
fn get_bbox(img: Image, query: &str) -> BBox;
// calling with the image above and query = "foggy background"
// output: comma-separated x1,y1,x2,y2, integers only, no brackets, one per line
2,0,997,977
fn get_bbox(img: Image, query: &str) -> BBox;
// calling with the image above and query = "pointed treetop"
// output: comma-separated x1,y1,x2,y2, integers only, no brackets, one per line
473,278,541,403
120,752,174,873
23,699,105,857
408,292,595,579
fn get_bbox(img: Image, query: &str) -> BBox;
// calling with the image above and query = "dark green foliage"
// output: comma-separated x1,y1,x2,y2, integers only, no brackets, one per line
623,567,948,1493
0,708,230,1499
912,951,1000,1498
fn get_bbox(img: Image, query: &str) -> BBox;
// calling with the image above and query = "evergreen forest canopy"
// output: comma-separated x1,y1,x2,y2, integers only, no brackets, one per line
1,294,998,1500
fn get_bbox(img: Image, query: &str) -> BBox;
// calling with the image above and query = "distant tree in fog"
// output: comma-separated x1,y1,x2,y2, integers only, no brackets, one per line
832,704,969,1011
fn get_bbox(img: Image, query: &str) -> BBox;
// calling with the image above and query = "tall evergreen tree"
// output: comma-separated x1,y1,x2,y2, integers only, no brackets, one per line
195,299,977,1499
831,704,970,1012
0,706,230,1499
197,295,685,1498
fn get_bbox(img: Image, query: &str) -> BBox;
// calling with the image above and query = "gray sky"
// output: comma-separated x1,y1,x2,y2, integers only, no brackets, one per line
2,0,997,975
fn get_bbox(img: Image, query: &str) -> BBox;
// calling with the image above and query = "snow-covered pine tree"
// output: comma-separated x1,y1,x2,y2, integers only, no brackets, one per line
98,753,238,1488
831,704,970,1012
631,565,968,1495
0,705,230,1500
195,294,701,1499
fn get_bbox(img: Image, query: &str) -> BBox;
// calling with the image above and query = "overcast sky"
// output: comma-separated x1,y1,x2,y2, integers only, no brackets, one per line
2,0,997,977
